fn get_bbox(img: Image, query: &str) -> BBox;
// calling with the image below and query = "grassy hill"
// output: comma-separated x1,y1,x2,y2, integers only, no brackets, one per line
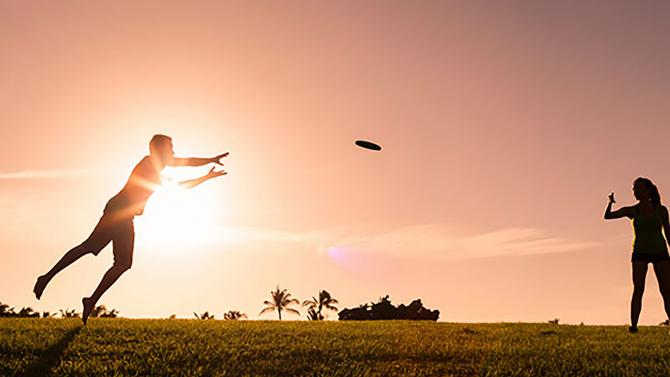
2,318,670,376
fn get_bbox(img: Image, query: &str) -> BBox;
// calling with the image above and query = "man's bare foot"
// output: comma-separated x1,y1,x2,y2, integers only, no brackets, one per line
82,297,95,325
33,275,49,300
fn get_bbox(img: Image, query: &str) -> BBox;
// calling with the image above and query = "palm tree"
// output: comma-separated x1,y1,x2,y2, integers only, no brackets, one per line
194,311,215,320
259,286,300,320
302,290,339,321
306,307,320,321
223,310,248,320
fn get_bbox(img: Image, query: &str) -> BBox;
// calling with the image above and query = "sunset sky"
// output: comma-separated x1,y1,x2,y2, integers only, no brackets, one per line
2,1,670,324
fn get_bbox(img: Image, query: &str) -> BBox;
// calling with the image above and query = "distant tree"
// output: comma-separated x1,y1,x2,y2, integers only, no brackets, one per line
302,290,339,321
17,307,39,318
374,295,391,305
259,286,300,320
99,309,119,318
339,296,439,321
42,311,57,318
194,311,215,320
338,304,371,321
223,310,247,320
0,303,44,318
548,318,560,325
660,319,670,326
370,295,396,320
90,305,105,318
90,305,119,318
168,314,177,319
0,302,16,317
59,309,80,318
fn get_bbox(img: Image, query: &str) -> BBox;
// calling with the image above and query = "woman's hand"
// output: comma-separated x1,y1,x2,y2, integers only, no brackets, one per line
604,192,632,220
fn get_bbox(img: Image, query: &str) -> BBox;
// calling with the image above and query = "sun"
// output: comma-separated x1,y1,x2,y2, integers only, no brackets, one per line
134,167,222,253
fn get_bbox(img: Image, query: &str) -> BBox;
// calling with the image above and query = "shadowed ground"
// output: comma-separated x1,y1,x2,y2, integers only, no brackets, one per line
23,326,81,377
0,319,81,377
2,319,670,376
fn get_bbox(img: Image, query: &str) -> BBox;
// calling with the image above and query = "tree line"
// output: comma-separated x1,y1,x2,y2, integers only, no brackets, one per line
0,302,118,318
193,287,339,321
2,286,438,321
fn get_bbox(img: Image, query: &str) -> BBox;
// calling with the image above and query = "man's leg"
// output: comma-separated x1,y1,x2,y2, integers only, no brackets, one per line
34,216,112,300
83,219,134,324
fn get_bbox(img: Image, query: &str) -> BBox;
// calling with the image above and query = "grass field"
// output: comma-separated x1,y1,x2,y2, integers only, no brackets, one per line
2,319,670,376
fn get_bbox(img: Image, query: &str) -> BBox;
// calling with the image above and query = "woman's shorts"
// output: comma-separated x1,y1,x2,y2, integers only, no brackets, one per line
631,252,670,263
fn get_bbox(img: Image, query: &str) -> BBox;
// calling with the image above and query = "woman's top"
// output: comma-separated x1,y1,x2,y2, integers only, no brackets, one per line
632,205,668,254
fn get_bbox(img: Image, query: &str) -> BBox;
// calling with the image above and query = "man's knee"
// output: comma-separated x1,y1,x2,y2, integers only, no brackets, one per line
80,238,104,256
113,260,132,272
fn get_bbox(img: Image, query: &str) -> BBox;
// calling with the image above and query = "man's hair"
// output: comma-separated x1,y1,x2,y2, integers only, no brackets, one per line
149,134,172,154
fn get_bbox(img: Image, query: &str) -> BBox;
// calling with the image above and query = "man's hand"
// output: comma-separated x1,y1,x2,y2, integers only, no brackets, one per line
211,153,229,166
207,166,227,179
608,192,616,204
179,167,227,189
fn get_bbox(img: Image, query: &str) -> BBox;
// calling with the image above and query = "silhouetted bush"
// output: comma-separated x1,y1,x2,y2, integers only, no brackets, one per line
59,309,80,318
338,295,439,321
17,307,39,318
223,310,247,320
0,303,40,318
194,311,215,320
90,305,119,318
0,302,16,317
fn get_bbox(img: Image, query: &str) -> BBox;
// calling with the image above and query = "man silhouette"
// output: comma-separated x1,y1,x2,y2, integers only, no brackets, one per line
33,134,228,324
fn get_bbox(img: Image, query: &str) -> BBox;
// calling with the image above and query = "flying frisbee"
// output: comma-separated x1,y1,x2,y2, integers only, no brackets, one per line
355,140,382,151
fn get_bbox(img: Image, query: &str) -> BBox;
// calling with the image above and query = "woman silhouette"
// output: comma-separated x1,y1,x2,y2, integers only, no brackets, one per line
605,177,670,332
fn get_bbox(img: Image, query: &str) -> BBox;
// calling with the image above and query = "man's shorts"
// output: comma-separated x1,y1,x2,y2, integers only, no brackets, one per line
84,210,135,268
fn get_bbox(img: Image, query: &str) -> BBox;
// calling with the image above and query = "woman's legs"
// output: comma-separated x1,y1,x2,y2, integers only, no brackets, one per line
652,260,670,321
631,261,648,329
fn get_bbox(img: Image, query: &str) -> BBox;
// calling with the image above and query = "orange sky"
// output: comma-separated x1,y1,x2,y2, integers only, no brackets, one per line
2,1,670,323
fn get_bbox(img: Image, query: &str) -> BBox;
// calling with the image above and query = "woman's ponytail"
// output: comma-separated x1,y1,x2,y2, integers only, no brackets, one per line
635,177,661,208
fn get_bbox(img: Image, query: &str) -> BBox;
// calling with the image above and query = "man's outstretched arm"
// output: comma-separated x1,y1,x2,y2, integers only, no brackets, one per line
170,152,229,167
178,167,227,189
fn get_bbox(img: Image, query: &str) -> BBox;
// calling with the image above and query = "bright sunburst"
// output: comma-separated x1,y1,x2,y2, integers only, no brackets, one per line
135,167,222,253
